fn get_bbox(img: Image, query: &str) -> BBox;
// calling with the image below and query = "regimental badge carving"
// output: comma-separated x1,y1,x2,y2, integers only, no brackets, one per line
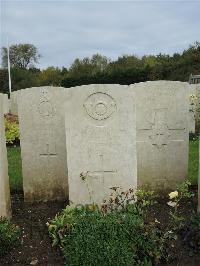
83,92,117,121
38,88,55,117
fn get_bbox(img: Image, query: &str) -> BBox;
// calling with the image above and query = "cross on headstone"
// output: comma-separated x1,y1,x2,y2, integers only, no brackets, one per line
40,143,57,177
138,108,184,149
149,109,171,149
84,153,117,194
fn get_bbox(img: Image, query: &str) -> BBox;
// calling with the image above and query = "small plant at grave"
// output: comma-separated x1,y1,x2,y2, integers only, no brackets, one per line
4,114,20,145
101,187,155,217
167,180,194,231
0,218,20,257
48,188,167,266
189,132,199,141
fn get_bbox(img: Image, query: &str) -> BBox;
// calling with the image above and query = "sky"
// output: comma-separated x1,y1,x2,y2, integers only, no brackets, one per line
1,0,200,69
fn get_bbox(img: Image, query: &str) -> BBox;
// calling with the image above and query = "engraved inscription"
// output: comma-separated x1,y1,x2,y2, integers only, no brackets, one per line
84,92,117,120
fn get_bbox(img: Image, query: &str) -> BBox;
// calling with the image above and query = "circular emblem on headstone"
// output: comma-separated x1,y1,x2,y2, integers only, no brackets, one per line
38,101,54,117
84,92,117,120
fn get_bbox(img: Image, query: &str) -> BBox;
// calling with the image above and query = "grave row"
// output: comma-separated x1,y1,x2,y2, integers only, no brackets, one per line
0,81,199,217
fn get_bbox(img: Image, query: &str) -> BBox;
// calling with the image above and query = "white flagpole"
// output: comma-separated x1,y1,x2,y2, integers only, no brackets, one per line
7,40,12,95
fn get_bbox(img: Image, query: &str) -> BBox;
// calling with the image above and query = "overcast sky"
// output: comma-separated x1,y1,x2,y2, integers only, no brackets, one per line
1,0,200,69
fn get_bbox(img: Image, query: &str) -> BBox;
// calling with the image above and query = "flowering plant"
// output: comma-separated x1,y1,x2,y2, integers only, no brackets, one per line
167,181,194,230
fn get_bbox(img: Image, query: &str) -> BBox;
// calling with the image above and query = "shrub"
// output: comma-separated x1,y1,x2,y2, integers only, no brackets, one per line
0,218,20,257
4,114,20,145
48,189,165,266
167,181,194,231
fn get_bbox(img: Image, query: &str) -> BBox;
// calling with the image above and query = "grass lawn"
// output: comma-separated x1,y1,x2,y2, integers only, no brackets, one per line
188,139,199,184
7,140,199,192
7,147,22,192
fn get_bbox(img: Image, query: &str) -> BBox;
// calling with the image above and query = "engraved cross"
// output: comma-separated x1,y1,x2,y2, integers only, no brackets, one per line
40,143,57,176
83,153,117,185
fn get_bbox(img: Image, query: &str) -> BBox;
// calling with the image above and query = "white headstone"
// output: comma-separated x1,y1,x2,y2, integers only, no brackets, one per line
18,87,68,202
10,91,19,115
2,94,9,114
65,84,137,205
133,81,189,191
0,94,11,218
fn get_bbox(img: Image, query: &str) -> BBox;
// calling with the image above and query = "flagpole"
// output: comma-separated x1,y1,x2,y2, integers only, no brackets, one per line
7,40,12,96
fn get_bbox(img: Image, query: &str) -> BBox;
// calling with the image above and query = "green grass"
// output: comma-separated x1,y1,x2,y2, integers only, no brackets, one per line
7,140,199,192
7,147,22,192
188,139,199,185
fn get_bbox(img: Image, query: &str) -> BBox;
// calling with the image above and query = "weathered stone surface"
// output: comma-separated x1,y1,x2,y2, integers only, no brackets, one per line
18,87,68,202
10,91,19,115
65,84,137,205
0,94,11,218
2,94,9,114
132,81,189,191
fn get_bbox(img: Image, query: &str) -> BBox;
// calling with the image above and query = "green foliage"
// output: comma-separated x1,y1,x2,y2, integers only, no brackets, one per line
177,180,195,199
2,43,40,69
167,181,194,231
48,189,165,266
100,187,155,217
0,218,20,257
4,117,20,144
188,139,199,184
7,147,22,192
39,67,63,86
9,67,41,91
1,41,200,94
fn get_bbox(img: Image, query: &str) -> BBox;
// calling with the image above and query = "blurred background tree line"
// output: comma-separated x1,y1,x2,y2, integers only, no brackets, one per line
0,42,200,94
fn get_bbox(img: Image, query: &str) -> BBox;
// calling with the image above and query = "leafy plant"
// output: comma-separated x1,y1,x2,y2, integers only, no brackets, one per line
101,187,155,217
167,181,194,231
0,218,20,257
4,115,20,145
48,189,166,266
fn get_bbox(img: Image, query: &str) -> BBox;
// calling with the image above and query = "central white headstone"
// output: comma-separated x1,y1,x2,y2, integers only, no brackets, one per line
0,94,11,218
65,84,137,205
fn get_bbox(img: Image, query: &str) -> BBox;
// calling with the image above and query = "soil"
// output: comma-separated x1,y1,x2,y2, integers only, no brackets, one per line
0,193,67,266
0,188,200,266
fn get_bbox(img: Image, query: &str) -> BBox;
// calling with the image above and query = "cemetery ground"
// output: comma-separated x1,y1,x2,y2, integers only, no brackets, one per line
0,140,199,265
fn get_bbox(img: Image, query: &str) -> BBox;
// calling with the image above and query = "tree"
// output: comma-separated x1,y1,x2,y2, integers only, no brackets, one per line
39,67,63,86
68,54,110,78
2,43,41,69
0,69,8,93
10,68,41,91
